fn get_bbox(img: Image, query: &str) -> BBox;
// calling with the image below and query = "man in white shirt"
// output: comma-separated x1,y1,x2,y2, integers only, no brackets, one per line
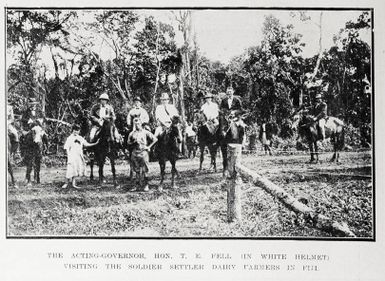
127,96,150,131
200,92,219,134
154,92,179,137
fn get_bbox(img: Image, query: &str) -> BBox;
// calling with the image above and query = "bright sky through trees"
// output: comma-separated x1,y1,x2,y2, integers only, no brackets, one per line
145,10,371,63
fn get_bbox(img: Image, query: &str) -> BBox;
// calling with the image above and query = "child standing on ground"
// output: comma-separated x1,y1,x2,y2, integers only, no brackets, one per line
128,116,157,192
62,124,98,189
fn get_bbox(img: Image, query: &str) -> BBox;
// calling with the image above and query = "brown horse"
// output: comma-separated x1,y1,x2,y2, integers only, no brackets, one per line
154,116,182,190
196,111,245,176
196,113,220,173
87,119,122,188
298,114,345,163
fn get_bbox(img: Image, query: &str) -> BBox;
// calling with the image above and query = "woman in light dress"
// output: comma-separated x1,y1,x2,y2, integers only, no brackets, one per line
62,124,98,189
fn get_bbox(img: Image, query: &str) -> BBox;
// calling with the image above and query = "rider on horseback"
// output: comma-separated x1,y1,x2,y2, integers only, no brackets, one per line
154,92,180,138
312,93,328,141
220,85,243,112
200,92,220,134
219,85,246,140
89,93,118,142
127,96,150,132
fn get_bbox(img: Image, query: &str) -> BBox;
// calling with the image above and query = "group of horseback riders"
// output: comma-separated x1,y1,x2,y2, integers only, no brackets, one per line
86,84,248,153
7,84,333,190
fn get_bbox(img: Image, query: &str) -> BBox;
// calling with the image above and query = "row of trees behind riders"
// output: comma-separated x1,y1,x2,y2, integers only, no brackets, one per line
7,11,372,155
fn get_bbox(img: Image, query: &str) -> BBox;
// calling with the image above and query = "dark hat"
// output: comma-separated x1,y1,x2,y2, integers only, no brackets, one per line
134,96,142,102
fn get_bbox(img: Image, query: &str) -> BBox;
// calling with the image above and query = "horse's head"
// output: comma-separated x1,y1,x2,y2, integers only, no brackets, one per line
290,113,301,131
31,124,46,144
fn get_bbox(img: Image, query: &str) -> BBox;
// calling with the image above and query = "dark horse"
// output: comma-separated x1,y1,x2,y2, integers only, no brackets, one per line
196,114,220,173
154,116,181,190
19,124,48,186
8,130,19,188
197,112,245,176
88,119,121,188
298,114,345,163
218,113,245,176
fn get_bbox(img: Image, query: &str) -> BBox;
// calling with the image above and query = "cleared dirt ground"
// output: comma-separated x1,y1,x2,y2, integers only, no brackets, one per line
7,150,372,238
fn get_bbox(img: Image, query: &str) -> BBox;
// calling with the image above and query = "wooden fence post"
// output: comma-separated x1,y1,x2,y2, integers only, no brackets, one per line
227,144,243,223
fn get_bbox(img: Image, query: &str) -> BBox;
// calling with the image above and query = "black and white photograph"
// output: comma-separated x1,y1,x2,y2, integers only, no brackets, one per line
6,8,373,239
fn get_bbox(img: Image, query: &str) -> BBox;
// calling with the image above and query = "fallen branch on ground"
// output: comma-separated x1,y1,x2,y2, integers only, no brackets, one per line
237,163,356,237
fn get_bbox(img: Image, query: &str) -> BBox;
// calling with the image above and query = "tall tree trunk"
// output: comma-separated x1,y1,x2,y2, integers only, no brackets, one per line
151,23,161,119
310,12,323,82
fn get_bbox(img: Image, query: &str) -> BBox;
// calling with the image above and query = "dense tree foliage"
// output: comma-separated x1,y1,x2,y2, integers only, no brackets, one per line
7,10,372,151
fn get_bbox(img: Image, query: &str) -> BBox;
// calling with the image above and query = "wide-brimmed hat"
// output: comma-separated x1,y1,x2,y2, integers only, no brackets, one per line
99,93,109,100
133,96,142,102
315,93,322,99
160,92,170,100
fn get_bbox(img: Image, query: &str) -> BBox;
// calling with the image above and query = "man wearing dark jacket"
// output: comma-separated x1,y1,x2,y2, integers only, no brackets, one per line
219,86,243,112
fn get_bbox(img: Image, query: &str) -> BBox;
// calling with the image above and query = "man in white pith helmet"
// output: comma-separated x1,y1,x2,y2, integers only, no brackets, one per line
89,93,116,142
200,92,220,134
154,92,179,137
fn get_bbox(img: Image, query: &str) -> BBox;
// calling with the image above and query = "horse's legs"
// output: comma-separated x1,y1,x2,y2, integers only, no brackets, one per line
159,159,166,185
8,159,15,187
170,159,178,189
89,159,94,181
208,144,217,172
98,157,105,185
314,142,319,163
25,155,33,184
34,154,41,184
199,144,205,172
309,142,315,163
110,156,119,188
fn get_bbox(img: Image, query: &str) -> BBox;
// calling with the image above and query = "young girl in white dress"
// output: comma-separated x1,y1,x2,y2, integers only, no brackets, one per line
62,124,98,189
